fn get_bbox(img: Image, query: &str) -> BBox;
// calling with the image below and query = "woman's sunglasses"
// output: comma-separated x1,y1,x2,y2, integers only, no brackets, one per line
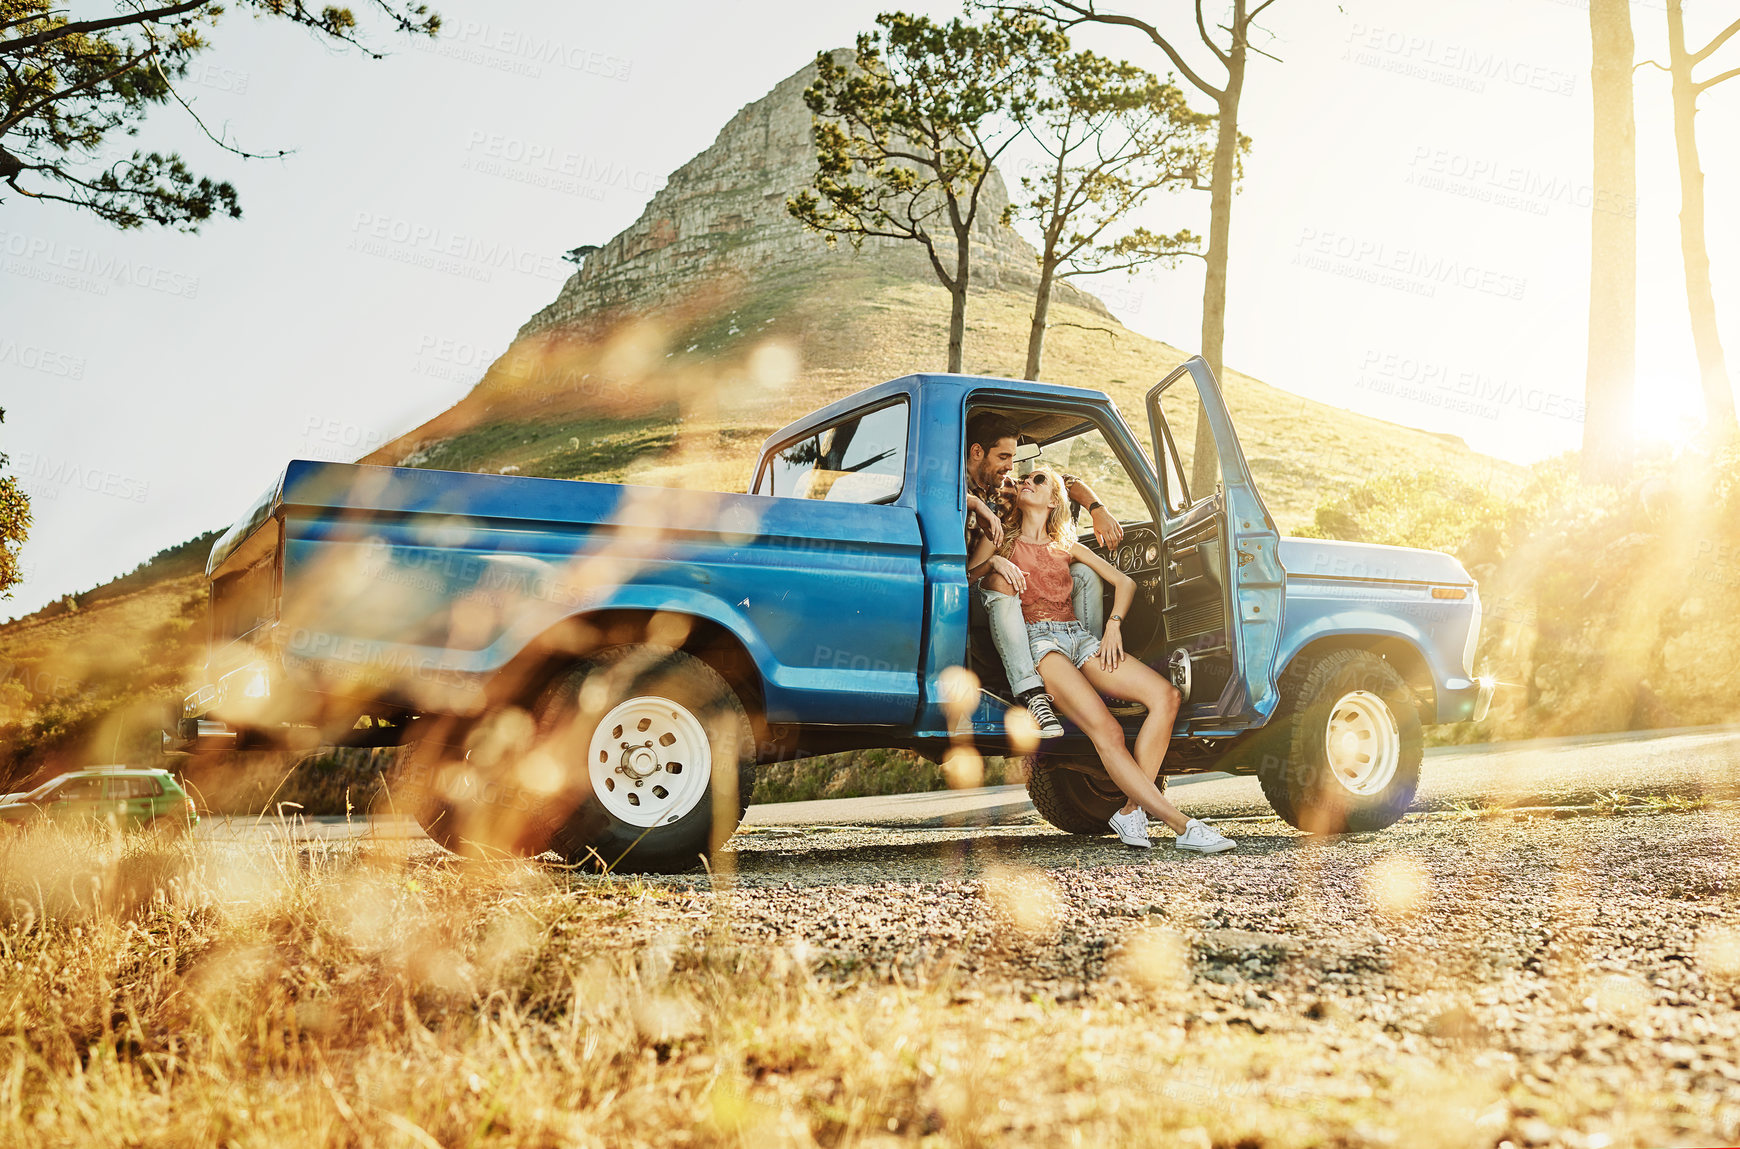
1017,472,1048,487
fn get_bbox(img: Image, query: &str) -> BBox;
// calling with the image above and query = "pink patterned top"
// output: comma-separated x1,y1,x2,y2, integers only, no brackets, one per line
1012,537,1076,623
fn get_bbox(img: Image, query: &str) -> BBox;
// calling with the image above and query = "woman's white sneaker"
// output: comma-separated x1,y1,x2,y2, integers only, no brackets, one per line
1174,818,1234,855
1107,808,1152,848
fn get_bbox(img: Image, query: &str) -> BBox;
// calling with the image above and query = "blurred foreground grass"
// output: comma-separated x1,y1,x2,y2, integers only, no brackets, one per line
0,820,1640,1148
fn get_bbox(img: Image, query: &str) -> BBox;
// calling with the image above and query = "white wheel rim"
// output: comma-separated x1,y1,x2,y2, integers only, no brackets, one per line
1324,690,1400,796
587,696,712,828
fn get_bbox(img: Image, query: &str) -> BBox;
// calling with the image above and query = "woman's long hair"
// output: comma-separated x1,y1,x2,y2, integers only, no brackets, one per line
996,465,1074,558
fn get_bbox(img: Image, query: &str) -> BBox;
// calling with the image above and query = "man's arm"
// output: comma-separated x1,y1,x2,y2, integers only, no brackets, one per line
967,493,1003,547
967,533,1028,594
1063,475,1126,549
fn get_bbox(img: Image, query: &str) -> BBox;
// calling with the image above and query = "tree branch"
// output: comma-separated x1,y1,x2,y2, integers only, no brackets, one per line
1062,249,1201,277
147,46,291,160
1195,0,1228,67
0,0,205,57
1012,0,1226,99
0,9,73,36
1695,63,1740,92
1245,39,1284,65
1048,320,1119,343
0,45,152,136
1691,17,1740,66
2,157,171,227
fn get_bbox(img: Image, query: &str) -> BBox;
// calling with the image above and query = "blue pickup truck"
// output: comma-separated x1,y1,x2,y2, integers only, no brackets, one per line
172,358,1492,868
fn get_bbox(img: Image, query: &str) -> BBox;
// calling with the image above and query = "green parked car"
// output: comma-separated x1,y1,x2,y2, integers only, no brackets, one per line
0,766,200,833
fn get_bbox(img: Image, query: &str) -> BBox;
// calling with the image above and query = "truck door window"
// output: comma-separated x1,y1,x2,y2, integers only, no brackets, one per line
1155,378,1225,513
760,400,909,504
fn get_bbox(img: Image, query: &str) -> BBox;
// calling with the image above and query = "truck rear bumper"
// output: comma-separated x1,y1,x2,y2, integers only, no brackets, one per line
165,660,341,753
162,718,240,755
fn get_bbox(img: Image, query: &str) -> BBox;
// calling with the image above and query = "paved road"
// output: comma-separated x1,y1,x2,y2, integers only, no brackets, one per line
746,723,1740,828
195,724,1740,842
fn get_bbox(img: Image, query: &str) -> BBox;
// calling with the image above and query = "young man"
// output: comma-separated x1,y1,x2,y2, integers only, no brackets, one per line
962,411,1126,738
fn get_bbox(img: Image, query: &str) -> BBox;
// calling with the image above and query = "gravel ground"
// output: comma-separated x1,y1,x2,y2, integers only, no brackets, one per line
529,802,1740,1147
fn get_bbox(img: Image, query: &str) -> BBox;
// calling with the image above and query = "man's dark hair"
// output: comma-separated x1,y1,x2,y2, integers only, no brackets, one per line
965,410,1021,455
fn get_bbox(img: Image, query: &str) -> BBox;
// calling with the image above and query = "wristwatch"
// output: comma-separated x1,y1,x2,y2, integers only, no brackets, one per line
1087,500,1104,513
1108,613,1123,623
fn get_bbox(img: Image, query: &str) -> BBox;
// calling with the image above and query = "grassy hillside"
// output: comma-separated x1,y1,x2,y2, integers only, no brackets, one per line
363,263,1518,531
0,574,206,783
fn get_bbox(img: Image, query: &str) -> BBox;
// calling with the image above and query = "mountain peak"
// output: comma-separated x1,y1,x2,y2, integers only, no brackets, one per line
519,55,1104,339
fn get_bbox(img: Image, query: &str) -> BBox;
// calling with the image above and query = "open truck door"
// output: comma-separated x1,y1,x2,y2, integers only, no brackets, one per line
1146,358,1285,731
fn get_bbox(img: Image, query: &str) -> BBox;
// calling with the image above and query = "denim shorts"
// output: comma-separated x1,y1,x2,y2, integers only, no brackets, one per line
1026,619,1101,669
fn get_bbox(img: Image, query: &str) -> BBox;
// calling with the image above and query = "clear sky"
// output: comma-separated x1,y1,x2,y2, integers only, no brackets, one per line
3,0,1737,621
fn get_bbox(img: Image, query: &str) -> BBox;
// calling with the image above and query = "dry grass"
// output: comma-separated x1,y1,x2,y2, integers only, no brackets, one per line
0,823,1541,1149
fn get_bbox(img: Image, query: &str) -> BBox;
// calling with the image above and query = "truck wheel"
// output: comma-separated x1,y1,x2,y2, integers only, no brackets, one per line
390,648,755,872
389,715,477,855
1026,757,1162,836
1255,649,1422,834
537,645,755,871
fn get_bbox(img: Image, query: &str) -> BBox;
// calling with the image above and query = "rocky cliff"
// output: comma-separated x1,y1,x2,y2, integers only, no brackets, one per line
519,56,1105,338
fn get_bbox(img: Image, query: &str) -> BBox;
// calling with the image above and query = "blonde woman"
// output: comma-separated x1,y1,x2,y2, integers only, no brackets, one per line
970,466,1234,854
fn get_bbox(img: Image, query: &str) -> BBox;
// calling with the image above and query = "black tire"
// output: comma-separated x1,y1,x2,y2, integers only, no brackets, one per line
1026,757,1163,836
392,646,755,872
387,714,474,855
1254,649,1422,834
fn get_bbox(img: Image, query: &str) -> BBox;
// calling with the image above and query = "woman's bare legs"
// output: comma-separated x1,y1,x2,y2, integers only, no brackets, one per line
1079,657,1182,814
1037,652,1192,833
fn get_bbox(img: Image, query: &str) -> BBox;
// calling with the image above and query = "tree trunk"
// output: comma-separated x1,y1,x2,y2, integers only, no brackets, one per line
1199,66,1242,386
1191,18,1246,497
1025,256,1058,380
948,231,970,373
1667,0,1738,438
1582,0,1637,485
